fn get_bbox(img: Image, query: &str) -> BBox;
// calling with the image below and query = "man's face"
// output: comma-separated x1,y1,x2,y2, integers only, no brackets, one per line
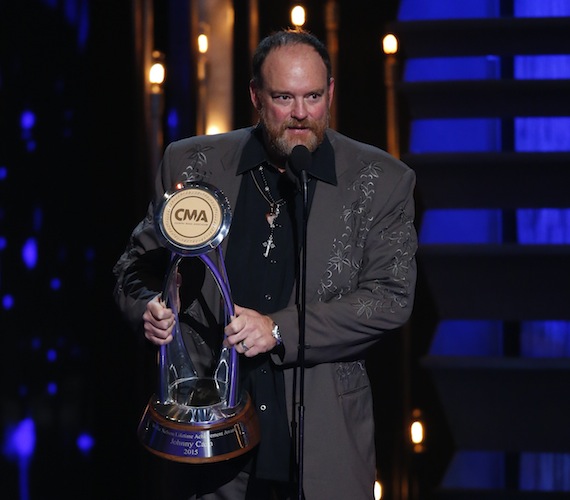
250,44,335,162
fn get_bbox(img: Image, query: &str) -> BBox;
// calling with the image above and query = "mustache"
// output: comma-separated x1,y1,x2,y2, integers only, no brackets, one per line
283,119,314,130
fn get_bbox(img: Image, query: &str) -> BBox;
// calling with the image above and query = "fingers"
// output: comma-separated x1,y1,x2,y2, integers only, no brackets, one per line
141,298,279,356
143,296,176,346
224,305,277,356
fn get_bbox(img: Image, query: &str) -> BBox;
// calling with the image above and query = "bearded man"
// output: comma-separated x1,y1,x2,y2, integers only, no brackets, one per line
114,28,417,500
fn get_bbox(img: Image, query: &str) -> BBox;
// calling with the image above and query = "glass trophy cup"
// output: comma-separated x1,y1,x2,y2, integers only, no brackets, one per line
138,181,260,463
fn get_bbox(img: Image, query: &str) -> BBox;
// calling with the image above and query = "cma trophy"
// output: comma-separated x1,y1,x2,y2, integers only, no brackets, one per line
138,181,260,463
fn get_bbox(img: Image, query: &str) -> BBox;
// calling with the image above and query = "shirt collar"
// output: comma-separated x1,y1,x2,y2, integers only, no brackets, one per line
237,125,337,186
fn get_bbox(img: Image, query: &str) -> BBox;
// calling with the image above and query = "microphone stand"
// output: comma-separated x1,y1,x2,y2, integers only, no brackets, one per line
289,144,311,500
297,167,308,500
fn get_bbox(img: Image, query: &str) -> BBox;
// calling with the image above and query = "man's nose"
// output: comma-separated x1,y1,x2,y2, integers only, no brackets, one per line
291,99,308,120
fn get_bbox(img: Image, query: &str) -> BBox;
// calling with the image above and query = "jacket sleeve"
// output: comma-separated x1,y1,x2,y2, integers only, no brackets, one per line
271,163,418,366
112,142,180,331
112,198,169,331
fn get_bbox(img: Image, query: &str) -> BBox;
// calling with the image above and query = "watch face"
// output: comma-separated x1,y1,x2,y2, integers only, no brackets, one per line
272,324,282,345
155,182,232,256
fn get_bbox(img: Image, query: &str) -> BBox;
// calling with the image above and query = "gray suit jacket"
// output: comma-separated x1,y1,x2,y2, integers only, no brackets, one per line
114,127,417,499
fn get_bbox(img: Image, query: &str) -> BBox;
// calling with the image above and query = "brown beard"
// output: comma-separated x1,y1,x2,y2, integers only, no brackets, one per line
259,110,328,161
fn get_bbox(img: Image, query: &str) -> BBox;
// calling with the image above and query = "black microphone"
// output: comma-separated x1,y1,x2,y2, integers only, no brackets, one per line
288,144,312,186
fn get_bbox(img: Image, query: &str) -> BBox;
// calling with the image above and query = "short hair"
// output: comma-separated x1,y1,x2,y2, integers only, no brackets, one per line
251,28,332,89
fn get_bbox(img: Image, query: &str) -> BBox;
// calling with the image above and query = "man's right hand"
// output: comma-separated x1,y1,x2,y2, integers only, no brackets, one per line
143,272,182,345
142,295,176,345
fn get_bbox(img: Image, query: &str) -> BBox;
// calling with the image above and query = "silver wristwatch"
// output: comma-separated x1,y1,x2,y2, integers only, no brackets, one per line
271,323,282,346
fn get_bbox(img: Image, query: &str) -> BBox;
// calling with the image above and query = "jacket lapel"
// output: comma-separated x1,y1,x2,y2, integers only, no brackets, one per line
305,178,345,302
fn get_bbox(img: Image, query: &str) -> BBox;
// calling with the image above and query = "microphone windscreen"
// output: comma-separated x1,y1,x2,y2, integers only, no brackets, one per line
289,145,312,175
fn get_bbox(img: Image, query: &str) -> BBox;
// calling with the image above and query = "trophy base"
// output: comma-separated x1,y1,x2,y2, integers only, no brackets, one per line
138,390,260,464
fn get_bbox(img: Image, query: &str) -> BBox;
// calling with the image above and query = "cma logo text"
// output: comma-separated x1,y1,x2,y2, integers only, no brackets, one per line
175,208,208,222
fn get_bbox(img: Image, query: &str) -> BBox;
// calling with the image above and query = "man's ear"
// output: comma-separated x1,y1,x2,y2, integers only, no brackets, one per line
327,77,335,108
249,80,262,110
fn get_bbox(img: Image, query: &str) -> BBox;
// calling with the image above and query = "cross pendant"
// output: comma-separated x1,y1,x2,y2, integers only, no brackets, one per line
263,234,275,257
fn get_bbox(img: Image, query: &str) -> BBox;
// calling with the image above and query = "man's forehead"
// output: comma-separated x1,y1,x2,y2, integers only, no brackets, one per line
261,45,328,81
265,43,319,60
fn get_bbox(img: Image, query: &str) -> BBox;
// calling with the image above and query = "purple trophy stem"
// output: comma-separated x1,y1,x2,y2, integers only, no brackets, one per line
200,248,239,408
157,254,183,404
158,345,167,403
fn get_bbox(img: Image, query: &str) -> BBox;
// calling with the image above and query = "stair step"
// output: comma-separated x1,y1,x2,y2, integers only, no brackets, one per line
418,244,570,320
388,17,570,58
399,79,570,118
434,489,570,499
423,356,570,452
403,152,570,209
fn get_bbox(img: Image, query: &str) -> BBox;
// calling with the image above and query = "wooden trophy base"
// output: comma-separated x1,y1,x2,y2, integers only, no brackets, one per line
138,392,260,464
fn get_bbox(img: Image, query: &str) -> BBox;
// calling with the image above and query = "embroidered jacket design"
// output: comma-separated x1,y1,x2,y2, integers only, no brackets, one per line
318,160,415,318
182,144,214,182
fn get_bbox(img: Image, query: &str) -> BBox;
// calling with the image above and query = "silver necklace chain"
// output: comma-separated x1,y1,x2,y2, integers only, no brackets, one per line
250,164,286,257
